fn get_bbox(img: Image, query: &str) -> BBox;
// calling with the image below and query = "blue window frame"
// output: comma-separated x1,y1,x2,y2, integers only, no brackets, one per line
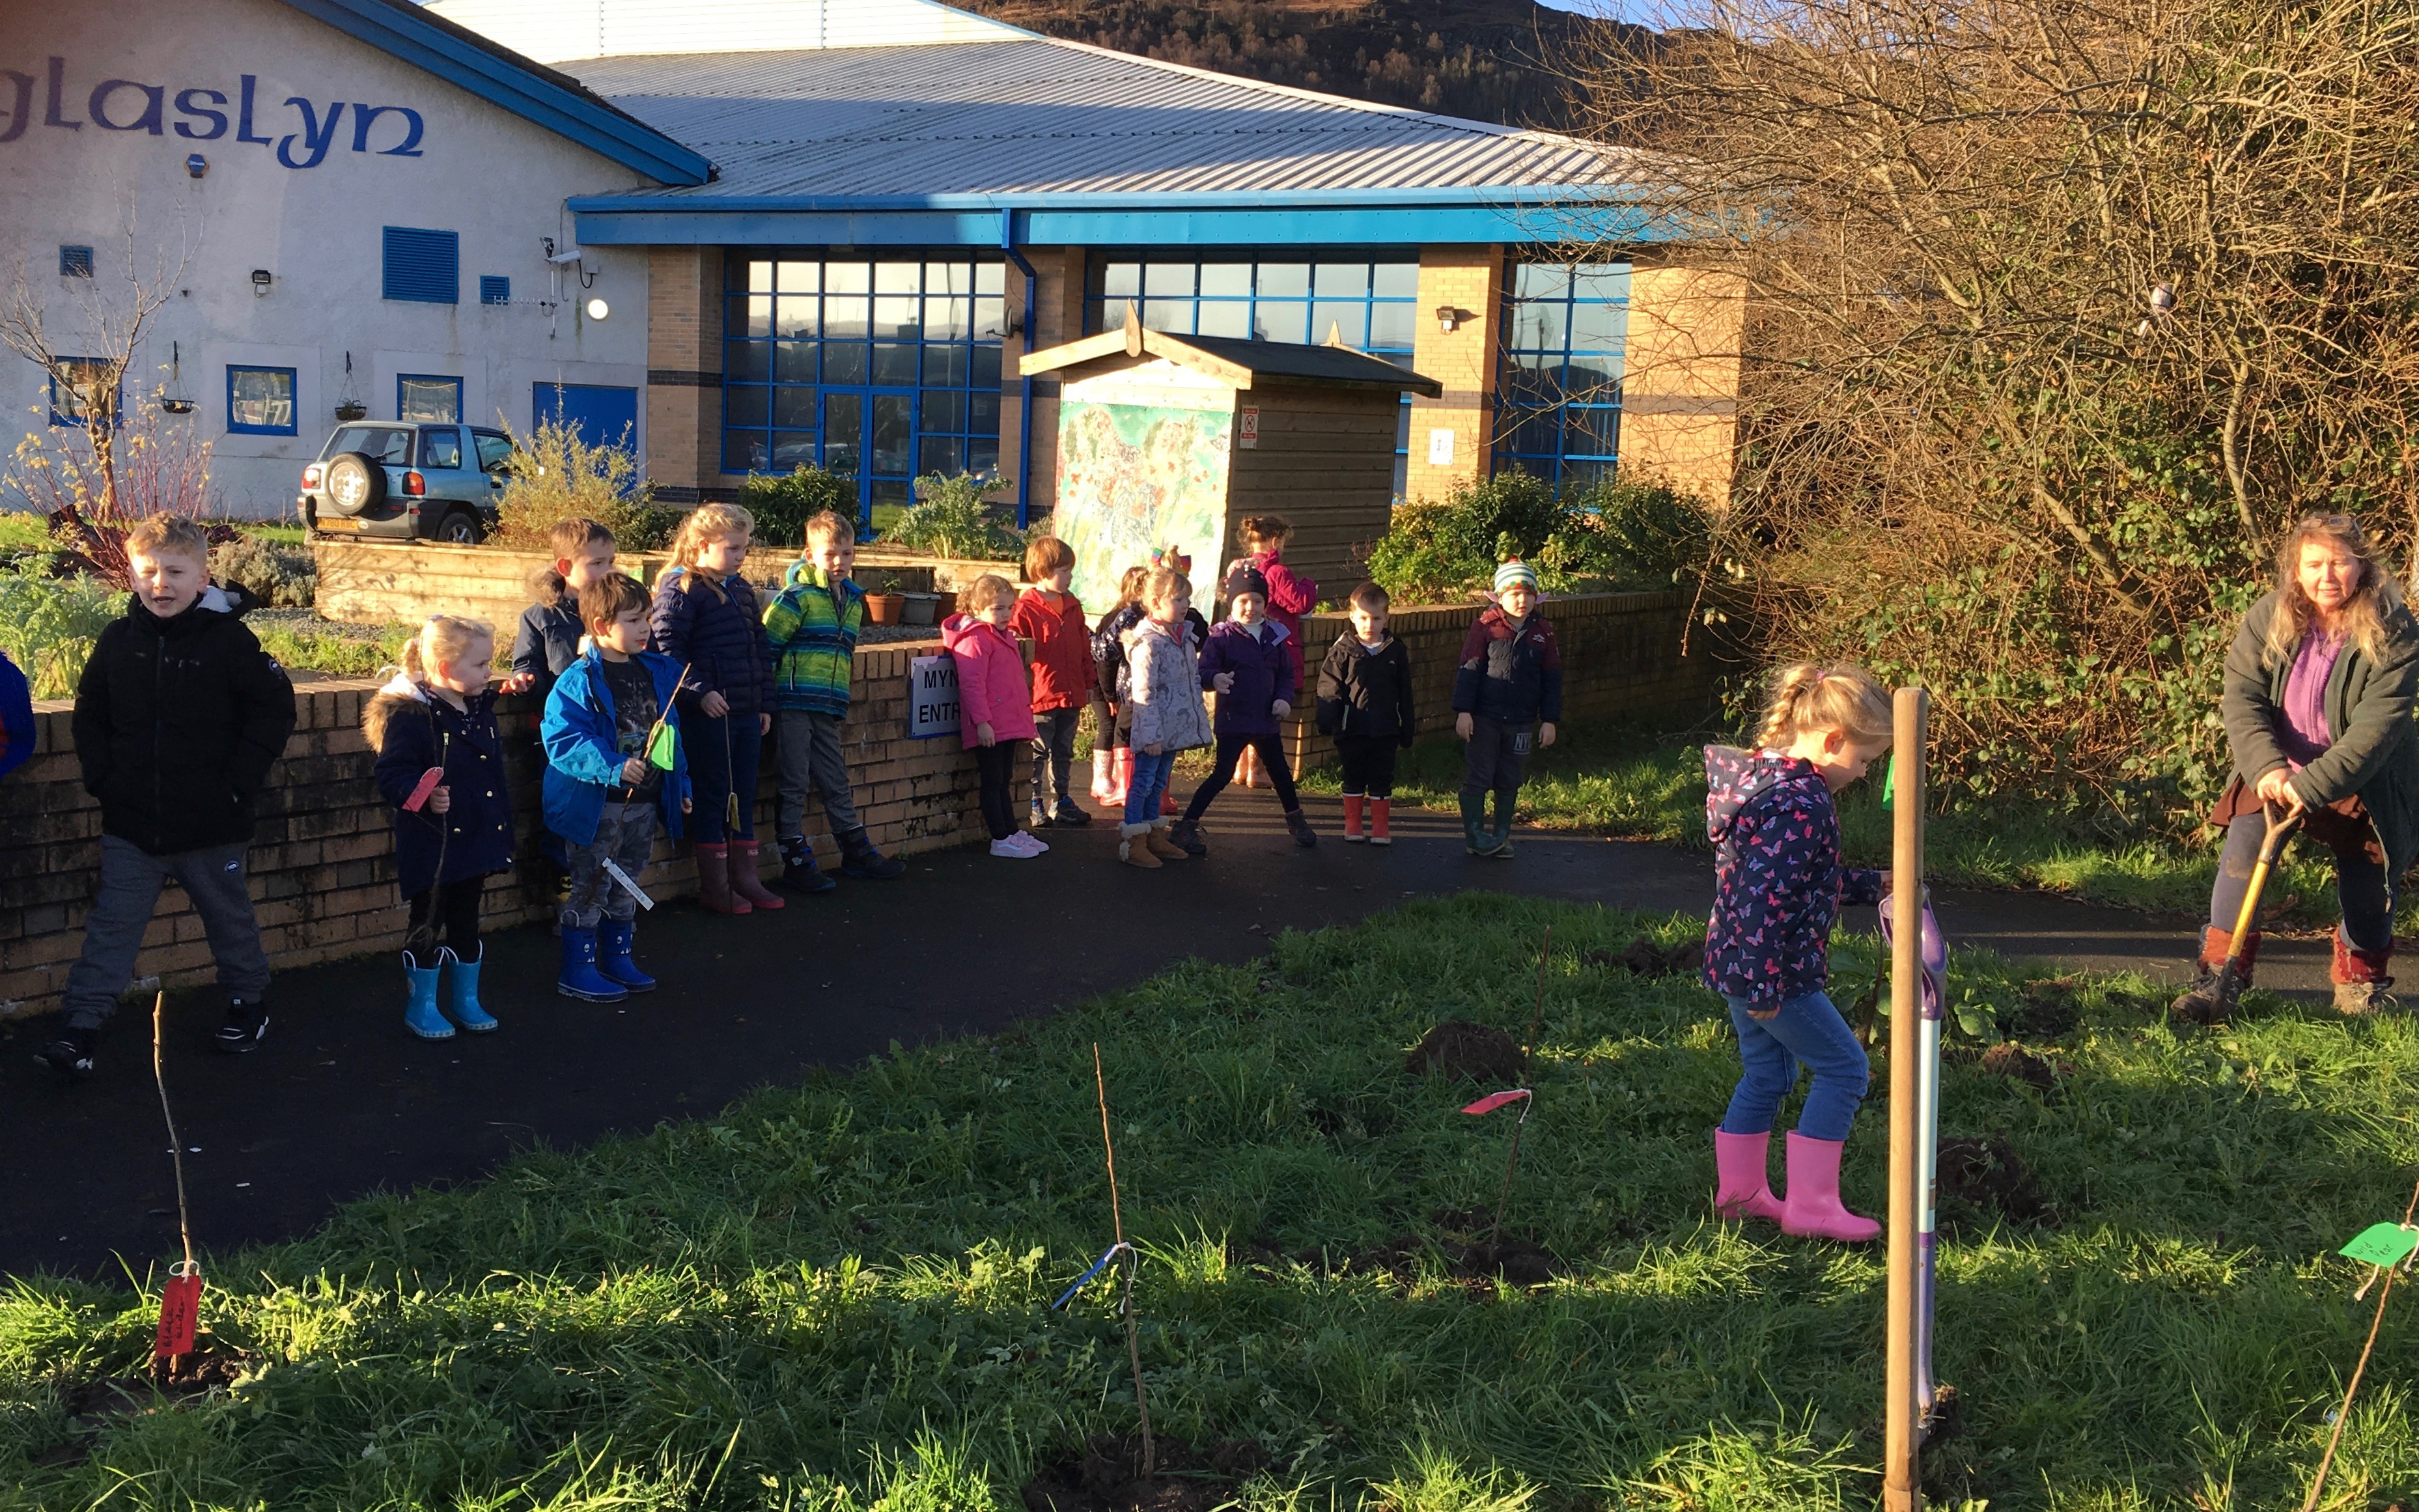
227,365,298,436
59,245,93,279
479,275,510,305
722,253,1006,528
1494,262,1629,494
398,374,463,423
382,226,459,303
1089,256,1421,496
49,359,119,427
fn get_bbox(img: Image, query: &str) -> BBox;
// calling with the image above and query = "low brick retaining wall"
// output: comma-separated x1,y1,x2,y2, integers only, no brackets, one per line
0,643,1022,1021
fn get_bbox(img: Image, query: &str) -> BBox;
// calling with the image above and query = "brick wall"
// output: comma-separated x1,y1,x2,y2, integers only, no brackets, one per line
0,646,1024,1020
1403,245,1505,502
644,246,723,503
1269,589,1720,772
1620,262,1746,503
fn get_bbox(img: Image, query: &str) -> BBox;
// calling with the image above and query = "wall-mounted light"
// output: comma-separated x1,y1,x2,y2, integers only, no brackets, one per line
184,154,207,178
1435,305,1468,333
585,297,609,322
250,268,273,297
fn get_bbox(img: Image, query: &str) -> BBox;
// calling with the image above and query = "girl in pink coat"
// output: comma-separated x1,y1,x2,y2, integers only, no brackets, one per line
944,574,1046,858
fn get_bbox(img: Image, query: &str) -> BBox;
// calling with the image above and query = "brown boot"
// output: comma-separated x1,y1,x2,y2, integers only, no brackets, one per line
2170,925,2252,1024
695,842,749,915
1145,821,1188,861
2332,936,2396,1016
1118,822,1162,869
727,841,785,910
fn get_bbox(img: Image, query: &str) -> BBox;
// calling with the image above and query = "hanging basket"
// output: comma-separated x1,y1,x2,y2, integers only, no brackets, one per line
333,400,368,423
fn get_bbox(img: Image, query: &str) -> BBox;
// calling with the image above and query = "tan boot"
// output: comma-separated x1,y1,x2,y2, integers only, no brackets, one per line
1145,821,1188,861
1119,821,1162,868
2169,925,2248,1023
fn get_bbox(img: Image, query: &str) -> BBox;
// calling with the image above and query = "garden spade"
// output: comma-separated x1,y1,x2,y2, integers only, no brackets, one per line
2213,802,2301,1015
1881,890,1950,1438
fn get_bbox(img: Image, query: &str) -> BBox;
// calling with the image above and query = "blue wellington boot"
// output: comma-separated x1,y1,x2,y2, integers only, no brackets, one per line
596,917,656,992
441,947,498,1032
402,957,453,1041
557,926,629,1003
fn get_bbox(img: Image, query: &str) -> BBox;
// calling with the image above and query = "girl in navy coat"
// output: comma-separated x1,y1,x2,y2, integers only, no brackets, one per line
1170,564,1317,854
651,501,781,916
1701,664,1893,1242
367,615,516,1041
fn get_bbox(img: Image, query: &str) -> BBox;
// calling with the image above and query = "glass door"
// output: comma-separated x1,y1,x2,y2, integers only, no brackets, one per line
818,388,919,531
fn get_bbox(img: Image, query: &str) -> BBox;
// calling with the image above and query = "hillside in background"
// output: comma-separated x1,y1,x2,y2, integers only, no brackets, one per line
958,0,1635,130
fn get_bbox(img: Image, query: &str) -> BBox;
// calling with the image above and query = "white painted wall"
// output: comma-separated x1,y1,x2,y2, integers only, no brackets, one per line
428,0,1031,63
0,0,661,518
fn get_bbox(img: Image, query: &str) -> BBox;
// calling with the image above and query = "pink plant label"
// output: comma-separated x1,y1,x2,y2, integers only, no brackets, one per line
1461,1089,1532,1116
401,766,443,812
154,1265,201,1360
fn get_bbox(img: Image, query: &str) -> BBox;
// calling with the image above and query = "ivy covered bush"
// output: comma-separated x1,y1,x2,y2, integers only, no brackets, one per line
738,465,855,548
1364,469,1713,603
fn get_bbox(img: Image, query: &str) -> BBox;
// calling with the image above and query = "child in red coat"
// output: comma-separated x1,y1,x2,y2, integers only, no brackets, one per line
1011,536,1095,829
945,574,1045,859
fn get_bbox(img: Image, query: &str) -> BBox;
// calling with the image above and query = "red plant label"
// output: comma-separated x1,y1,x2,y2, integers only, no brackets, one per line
401,766,444,812
1461,1089,1532,1116
154,1267,201,1359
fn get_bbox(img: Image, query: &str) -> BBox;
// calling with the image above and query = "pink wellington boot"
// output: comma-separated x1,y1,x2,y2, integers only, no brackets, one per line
1781,1131,1881,1242
1713,1130,1786,1224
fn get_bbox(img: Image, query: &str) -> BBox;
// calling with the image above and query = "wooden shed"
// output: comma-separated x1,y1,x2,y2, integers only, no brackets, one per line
1021,302,1441,609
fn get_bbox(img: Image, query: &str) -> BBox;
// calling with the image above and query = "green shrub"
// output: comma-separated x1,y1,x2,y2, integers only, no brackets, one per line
488,421,658,550
210,533,317,608
736,466,855,548
882,473,1021,560
0,563,119,699
1364,470,1712,602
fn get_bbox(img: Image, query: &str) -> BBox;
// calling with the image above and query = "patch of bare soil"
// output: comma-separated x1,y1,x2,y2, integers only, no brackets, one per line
2008,979,2085,1040
1978,1043,2064,1091
1583,937,1707,978
1405,1020,1524,1084
1021,1434,1269,1512
1936,1136,2053,1225
35,1343,251,1468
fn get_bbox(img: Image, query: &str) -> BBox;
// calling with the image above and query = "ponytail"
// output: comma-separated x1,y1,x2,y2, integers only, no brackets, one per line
1755,662,1890,750
391,615,494,686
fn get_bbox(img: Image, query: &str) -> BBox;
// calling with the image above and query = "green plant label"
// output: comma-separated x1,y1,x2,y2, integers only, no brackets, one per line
2339,1223,2419,1267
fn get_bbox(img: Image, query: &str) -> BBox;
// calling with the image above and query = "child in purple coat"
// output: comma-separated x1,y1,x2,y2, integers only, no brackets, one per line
1169,564,1317,855
1703,663,1894,1243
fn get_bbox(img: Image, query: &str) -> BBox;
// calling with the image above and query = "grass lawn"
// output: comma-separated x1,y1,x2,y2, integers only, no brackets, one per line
3,895,2413,1509
1300,728,2414,933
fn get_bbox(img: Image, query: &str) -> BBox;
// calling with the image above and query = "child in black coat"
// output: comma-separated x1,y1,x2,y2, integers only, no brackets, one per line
1316,581,1416,845
367,615,517,1041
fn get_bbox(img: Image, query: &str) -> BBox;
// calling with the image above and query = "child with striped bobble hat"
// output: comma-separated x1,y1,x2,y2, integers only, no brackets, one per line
1450,559,1561,857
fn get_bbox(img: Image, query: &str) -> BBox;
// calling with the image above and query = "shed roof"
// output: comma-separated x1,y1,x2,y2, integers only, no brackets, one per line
1023,305,1443,396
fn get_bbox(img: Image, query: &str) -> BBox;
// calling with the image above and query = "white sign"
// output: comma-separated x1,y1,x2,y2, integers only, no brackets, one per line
1238,406,1259,449
1427,427,1455,465
908,654,961,739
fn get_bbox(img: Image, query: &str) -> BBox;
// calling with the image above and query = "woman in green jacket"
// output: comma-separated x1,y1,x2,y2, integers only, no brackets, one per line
2174,512,2419,1018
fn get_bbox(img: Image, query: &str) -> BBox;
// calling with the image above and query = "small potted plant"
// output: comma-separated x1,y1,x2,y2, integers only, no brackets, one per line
865,573,906,625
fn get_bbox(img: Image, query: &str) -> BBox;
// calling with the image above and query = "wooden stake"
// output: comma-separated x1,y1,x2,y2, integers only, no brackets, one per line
1884,687,1929,1512
1093,1043,1154,1479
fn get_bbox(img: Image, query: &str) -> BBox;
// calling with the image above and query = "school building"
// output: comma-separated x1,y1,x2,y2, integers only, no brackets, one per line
1,0,1742,523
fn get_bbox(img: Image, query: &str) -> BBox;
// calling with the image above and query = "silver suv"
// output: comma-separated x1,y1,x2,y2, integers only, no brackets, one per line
298,421,513,544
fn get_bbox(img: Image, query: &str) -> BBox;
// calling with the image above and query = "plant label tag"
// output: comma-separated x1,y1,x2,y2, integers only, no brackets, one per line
401,767,444,812
154,1263,201,1359
1461,1089,1531,1117
600,858,654,910
2340,1222,2419,1267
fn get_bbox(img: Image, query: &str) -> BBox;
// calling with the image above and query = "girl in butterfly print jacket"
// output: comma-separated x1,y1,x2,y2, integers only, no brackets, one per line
1701,664,1894,1244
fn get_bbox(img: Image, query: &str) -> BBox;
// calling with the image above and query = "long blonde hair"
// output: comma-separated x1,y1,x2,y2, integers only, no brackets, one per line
1756,663,1891,750
397,615,494,685
2261,512,2405,665
669,501,755,587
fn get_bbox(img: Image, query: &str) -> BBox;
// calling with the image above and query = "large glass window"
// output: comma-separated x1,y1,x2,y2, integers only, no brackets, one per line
1090,257,1421,496
49,358,118,427
399,374,462,424
227,365,297,436
723,253,1005,530
1495,262,1629,493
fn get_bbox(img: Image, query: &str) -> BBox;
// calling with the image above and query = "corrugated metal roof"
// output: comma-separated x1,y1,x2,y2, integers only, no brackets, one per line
566,39,1635,201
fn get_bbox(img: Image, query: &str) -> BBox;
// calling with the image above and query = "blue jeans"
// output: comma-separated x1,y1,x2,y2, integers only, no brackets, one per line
1720,990,1868,1142
1125,748,1177,827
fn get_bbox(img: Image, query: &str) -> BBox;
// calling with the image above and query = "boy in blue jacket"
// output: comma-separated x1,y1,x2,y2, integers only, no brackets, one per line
1451,559,1562,858
543,573,692,1001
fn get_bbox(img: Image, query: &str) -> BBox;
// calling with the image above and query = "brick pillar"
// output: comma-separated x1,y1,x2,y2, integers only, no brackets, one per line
645,246,723,505
1003,246,1087,522
1619,262,1744,504
1404,245,1504,503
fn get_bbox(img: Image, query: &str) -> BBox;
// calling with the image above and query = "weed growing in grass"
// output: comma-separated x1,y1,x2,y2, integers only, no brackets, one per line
1,897,2414,1508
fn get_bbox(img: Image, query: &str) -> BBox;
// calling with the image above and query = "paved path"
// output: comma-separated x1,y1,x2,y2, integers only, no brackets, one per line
0,791,2327,1280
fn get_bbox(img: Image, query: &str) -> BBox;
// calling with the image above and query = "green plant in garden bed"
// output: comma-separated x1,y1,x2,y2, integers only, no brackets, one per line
883,472,1024,561
3,894,2413,1509
739,464,856,548
250,621,417,679
1364,471,1714,604
488,421,677,553
0,561,117,698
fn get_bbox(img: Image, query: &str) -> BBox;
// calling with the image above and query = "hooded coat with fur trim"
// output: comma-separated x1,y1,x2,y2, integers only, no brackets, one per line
367,679,516,899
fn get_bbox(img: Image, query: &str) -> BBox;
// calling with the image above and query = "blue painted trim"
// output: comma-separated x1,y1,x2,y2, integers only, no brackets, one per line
227,365,300,436
271,0,710,186
574,203,1669,249
569,186,1668,213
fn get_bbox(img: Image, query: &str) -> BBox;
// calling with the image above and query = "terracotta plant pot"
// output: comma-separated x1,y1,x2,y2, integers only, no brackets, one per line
865,593,904,625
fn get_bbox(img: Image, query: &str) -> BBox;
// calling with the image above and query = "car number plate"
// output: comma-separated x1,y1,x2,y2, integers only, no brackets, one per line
316,516,361,531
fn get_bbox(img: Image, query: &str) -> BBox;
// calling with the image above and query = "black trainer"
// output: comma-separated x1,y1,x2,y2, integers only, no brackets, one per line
1050,799,1094,828
216,995,270,1054
1168,820,1209,858
35,1028,96,1078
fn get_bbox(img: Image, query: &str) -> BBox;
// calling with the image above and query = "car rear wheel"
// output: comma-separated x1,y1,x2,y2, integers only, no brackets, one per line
432,508,482,544
322,453,385,515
